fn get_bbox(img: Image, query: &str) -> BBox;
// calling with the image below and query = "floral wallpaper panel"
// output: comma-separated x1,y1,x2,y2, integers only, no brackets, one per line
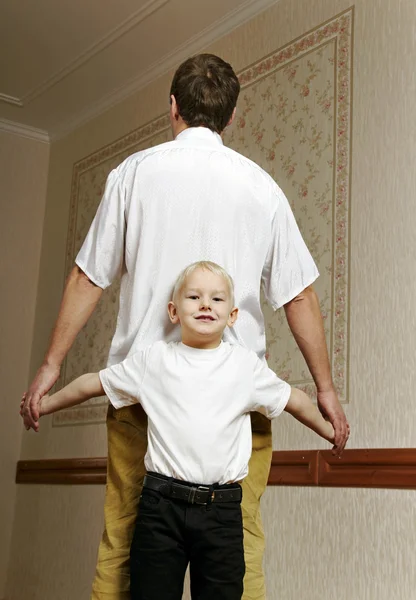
53,9,352,426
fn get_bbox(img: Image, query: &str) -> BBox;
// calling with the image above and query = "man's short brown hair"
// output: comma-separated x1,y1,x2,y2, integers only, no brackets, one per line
170,54,240,134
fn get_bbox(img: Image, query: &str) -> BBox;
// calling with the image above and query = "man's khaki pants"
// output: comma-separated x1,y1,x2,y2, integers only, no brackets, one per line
91,405,272,600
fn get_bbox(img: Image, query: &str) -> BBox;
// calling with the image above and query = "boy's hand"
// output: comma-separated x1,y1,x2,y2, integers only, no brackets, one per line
20,393,49,431
20,363,60,431
325,422,336,446
20,393,36,430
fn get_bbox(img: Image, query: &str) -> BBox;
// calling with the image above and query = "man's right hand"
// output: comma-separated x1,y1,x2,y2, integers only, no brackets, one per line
21,363,61,432
20,265,103,432
317,387,350,455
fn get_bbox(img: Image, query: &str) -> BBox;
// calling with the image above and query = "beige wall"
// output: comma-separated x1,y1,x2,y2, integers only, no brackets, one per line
5,0,416,598
0,130,49,599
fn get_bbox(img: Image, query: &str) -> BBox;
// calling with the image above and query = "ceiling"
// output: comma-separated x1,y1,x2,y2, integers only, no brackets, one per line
0,0,278,141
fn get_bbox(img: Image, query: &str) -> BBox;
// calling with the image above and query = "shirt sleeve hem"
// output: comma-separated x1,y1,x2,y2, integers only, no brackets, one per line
270,270,320,311
99,370,127,409
268,382,292,419
75,257,109,290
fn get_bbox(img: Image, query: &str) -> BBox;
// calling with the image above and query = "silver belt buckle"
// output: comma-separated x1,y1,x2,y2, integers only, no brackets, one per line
189,485,210,504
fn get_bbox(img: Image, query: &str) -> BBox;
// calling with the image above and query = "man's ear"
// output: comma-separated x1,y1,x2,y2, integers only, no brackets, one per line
226,106,237,127
227,307,239,328
168,301,180,324
170,95,180,122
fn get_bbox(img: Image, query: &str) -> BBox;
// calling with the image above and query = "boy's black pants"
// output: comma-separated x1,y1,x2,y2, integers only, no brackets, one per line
130,473,245,600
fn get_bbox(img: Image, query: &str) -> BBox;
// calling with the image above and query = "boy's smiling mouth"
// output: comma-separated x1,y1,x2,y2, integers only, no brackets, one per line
195,315,215,321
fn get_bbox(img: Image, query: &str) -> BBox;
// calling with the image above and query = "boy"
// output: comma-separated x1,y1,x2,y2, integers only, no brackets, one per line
21,261,334,600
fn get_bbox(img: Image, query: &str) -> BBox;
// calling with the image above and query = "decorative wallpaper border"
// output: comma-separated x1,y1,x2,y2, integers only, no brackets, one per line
65,113,171,280
16,449,416,490
236,7,353,400
58,7,353,426
242,8,351,400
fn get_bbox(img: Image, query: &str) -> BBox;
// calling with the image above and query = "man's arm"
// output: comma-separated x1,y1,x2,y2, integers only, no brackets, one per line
284,285,350,454
21,373,103,431
22,266,103,431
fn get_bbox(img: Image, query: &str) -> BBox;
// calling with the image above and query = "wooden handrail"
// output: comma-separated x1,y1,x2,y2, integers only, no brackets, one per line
16,449,416,489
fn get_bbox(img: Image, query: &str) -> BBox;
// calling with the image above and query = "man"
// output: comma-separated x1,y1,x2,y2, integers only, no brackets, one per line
23,54,349,600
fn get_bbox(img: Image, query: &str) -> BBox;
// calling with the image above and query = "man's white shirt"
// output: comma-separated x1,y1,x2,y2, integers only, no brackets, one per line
100,341,291,484
76,127,319,365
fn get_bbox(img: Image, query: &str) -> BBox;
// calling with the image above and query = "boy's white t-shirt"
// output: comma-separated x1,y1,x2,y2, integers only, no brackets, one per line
99,341,291,485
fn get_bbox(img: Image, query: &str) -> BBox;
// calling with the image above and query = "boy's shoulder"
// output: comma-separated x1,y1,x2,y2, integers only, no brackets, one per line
147,340,170,355
222,342,261,364
126,340,169,362
147,340,182,358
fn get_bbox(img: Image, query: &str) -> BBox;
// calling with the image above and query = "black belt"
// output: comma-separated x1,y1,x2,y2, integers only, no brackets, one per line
143,473,242,505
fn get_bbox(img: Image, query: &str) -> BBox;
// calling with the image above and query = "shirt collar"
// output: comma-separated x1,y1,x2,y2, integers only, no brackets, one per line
177,340,225,359
175,127,223,146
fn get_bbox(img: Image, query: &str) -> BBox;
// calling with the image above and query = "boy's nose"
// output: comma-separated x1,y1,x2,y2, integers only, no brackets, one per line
200,298,211,310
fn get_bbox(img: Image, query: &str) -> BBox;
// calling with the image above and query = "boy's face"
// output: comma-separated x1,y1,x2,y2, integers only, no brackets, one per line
168,268,238,349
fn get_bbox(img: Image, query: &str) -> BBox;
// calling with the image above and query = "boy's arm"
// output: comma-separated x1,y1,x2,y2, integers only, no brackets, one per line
284,387,335,445
21,373,103,431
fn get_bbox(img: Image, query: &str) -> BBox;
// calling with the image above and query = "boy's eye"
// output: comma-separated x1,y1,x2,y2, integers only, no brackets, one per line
213,297,224,302
188,295,199,300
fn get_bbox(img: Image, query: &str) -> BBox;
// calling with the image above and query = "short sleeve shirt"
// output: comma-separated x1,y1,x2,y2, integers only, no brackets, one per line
99,341,291,484
76,127,318,365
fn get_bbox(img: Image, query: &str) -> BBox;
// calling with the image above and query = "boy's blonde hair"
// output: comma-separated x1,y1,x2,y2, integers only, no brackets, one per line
172,261,235,303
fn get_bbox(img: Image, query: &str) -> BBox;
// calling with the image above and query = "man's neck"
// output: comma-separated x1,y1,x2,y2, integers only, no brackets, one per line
172,118,189,139
172,122,223,140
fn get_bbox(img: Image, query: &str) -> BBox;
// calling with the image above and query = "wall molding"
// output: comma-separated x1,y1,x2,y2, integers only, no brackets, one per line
16,457,107,485
0,92,23,106
1,0,280,137
0,118,49,143
0,0,169,108
16,449,416,489
269,449,416,489
21,0,170,105
50,0,281,140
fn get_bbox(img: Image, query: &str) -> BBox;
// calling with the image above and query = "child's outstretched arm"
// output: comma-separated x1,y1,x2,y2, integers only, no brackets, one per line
21,373,103,431
284,387,335,445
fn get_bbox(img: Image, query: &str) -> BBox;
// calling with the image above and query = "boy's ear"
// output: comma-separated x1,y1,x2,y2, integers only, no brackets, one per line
227,307,239,328
168,301,180,324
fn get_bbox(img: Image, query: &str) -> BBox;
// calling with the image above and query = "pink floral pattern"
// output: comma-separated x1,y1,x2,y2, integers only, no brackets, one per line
54,9,352,425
